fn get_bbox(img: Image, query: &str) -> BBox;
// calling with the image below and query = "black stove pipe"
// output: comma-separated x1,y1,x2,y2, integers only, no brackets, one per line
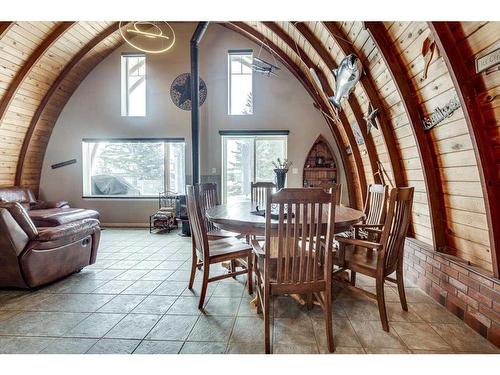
190,22,209,185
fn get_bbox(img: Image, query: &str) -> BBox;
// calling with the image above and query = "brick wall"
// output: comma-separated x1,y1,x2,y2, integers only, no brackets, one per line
404,238,500,348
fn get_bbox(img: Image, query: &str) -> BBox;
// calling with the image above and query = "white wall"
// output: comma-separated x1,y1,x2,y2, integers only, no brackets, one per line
40,23,346,225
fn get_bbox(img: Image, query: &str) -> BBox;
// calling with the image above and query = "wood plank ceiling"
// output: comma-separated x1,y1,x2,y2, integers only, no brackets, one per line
0,21,498,277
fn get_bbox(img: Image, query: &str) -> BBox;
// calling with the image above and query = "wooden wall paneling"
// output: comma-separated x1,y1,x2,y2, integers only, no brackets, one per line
225,22,357,206
365,21,447,251
322,21,405,189
0,22,75,125
16,22,121,188
429,22,500,278
261,21,367,204
0,22,13,39
293,22,381,188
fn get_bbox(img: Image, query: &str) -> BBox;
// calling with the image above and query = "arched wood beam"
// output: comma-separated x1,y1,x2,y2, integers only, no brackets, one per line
261,21,367,202
323,22,405,189
16,22,121,186
225,22,356,206
0,22,75,124
365,22,447,251
293,21,381,187
429,22,500,277
0,22,13,39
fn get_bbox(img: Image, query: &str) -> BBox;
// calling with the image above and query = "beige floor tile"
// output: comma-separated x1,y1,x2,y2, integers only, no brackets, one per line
180,341,227,354
86,338,140,354
321,346,365,354
0,336,57,354
312,318,362,349
226,342,265,354
391,322,453,351
273,344,319,354
204,297,241,316
66,312,125,338
146,314,198,340
430,323,500,353
41,338,98,354
386,303,423,322
187,315,235,342
97,294,146,313
410,303,462,324
104,314,161,339
273,317,316,346
131,295,177,314
364,347,412,354
166,296,202,315
349,320,405,349
230,316,265,343
133,340,183,354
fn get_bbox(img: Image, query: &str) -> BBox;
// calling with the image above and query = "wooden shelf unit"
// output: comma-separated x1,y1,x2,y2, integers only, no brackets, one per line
303,135,338,190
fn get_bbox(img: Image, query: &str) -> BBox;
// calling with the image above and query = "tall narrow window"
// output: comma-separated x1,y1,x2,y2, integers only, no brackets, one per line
121,54,146,117
228,50,253,115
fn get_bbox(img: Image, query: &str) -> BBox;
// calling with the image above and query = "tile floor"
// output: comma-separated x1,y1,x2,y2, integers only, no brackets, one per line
0,228,498,354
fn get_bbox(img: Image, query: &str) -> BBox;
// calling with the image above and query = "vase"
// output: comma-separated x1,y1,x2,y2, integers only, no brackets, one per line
274,168,288,190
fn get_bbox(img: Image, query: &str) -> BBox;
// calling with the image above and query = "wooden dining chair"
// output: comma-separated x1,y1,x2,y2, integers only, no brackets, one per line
335,187,414,332
252,187,338,353
186,185,253,309
251,181,276,209
197,183,241,240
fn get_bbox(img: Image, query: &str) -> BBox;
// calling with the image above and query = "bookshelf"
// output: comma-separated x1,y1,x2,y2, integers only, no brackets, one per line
302,135,338,190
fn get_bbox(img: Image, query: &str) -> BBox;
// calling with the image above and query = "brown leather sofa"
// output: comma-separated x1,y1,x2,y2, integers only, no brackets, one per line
0,187,99,227
0,201,101,289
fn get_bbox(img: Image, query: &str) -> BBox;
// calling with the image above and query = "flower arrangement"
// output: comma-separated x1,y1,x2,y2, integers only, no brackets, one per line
272,158,292,171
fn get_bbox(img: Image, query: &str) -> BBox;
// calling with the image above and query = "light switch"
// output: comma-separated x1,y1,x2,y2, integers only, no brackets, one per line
292,168,298,175
212,168,217,174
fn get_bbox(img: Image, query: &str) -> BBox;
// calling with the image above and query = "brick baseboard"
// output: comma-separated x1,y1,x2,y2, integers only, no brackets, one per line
404,238,500,348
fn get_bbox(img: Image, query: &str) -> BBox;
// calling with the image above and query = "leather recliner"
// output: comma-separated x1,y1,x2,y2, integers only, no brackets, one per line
0,202,101,289
0,187,100,227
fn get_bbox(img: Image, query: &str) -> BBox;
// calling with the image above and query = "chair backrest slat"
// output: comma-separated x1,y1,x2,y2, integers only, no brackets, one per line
265,187,336,287
364,184,389,225
251,182,276,208
186,185,210,262
197,183,219,233
378,187,414,274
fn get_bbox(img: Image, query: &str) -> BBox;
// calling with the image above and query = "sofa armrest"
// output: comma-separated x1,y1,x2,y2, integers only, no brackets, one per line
32,200,70,210
36,218,99,243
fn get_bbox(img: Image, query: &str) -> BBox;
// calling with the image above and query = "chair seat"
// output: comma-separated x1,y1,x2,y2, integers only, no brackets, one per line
335,246,379,277
208,237,252,262
207,228,241,240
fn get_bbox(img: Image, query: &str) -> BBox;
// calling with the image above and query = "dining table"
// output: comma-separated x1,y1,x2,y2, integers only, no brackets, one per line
205,201,365,239
205,201,365,307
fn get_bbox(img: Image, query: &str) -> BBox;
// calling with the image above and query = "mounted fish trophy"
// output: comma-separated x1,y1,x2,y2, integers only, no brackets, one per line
328,54,363,111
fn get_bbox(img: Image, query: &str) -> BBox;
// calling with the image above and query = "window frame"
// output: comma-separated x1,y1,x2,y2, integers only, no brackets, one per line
220,133,288,204
227,49,254,116
81,138,185,199
121,53,146,117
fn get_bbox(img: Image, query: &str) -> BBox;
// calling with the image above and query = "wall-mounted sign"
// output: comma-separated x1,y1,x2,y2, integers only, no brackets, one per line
421,96,461,131
51,159,76,169
476,47,500,74
170,73,207,111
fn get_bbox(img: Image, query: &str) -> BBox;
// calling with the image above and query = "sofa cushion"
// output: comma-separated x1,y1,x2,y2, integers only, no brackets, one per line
0,187,36,210
0,202,38,239
37,218,100,242
28,208,100,227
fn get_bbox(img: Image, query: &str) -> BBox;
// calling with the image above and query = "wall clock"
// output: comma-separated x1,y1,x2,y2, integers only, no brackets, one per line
170,73,207,111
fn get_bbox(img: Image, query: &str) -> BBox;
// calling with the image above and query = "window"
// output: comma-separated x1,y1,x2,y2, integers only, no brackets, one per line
82,139,185,197
221,134,287,203
121,54,146,116
228,50,253,115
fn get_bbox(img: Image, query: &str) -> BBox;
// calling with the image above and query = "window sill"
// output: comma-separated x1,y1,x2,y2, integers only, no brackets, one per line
82,196,158,201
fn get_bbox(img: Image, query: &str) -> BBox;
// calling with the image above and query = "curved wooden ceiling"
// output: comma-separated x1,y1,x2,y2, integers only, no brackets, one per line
0,21,498,277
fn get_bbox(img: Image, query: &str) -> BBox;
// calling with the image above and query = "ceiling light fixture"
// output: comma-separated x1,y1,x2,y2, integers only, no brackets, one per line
119,21,176,54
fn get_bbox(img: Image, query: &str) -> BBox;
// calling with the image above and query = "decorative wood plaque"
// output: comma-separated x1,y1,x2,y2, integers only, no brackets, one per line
476,47,500,74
